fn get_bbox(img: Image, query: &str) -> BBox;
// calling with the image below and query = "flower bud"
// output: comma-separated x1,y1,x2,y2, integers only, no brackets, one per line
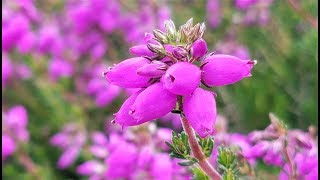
130,83,177,123
162,62,201,95
164,19,176,38
137,61,168,78
190,38,207,59
129,44,154,57
147,40,165,54
104,57,150,88
183,88,217,138
153,29,168,44
172,46,188,60
201,54,255,86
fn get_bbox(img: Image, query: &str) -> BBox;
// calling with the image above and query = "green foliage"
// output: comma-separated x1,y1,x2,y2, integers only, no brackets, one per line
217,146,239,180
197,135,215,157
166,131,199,166
192,167,210,180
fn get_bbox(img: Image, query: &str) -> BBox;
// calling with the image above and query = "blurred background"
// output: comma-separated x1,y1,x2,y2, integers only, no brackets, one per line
2,0,318,179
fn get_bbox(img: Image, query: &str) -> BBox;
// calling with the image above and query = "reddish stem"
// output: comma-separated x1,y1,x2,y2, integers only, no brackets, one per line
18,152,41,180
181,117,222,180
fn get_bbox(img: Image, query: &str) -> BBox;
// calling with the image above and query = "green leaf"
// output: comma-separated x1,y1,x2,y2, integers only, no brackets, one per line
192,167,210,180
165,141,175,151
169,152,185,159
178,160,197,166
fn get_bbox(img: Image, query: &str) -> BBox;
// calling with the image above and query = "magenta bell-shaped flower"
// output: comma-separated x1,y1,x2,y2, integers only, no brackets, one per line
183,88,217,138
137,61,168,78
77,160,105,175
162,62,201,95
201,54,255,87
129,44,154,57
113,91,144,127
130,83,177,123
190,39,208,59
104,57,151,88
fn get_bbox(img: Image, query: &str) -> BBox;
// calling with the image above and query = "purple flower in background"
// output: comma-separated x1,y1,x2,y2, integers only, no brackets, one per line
2,14,30,51
2,135,16,161
206,0,221,28
233,0,274,26
105,19,255,137
50,123,87,169
76,124,191,179
48,58,74,81
3,105,29,142
215,36,251,60
2,55,13,87
234,0,257,10
2,105,29,162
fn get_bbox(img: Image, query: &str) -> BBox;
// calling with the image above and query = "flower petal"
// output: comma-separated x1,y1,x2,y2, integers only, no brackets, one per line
113,91,144,127
136,61,167,78
104,57,150,88
162,62,201,95
130,83,177,123
201,54,255,87
183,88,216,138
129,44,154,57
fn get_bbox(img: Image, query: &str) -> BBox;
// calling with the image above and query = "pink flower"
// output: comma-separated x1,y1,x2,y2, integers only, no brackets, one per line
137,61,168,78
162,62,201,95
77,161,105,176
151,153,173,180
2,135,16,161
183,88,217,137
57,146,81,169
190,39,208,59
2,56,13,87
48,58,74,81
106,142,138,178
129,44,154,57
104,57,151,88
130,83,177,123
113,91,144,127
201,54,255,87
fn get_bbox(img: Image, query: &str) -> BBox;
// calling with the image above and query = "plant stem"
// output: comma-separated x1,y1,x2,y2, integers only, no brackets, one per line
18,152,41,180
282,139,296,180
180,117,222,180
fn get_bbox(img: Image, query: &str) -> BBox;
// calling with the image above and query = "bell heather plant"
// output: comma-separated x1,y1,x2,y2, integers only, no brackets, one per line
104,18,256,179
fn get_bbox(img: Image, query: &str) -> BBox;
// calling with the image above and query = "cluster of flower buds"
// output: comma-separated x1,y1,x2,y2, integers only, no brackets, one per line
104,18,256,138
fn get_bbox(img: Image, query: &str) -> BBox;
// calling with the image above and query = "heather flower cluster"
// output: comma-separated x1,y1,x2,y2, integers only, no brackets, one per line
210,114,318,179
2,0,317,179
105,19,256,138
76,123,190,179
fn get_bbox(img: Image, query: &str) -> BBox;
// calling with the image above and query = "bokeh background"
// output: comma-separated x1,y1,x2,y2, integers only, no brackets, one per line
2,0,318,179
